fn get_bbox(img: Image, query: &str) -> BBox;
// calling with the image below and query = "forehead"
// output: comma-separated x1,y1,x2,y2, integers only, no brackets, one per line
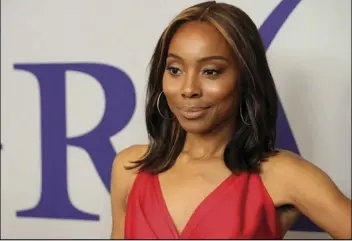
168,21,232,58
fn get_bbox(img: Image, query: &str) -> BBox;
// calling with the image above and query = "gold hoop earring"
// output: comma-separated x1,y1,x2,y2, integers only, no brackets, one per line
157,92,174,120
240,103,251,125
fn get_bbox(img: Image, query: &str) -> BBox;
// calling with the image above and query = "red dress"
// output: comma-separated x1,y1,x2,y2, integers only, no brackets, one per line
124,171,281,239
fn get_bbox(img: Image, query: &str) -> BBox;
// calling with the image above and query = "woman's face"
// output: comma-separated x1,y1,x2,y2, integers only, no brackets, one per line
163,21,239,134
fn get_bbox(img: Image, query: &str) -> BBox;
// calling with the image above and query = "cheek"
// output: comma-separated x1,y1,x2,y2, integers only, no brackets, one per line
205,80,238,114
205,78,237,103
162,74,180,106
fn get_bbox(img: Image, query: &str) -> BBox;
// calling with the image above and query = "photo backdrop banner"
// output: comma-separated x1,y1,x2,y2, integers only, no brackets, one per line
1,0,351,239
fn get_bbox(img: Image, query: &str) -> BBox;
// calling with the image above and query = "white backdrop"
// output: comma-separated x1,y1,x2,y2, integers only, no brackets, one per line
1,0,351,239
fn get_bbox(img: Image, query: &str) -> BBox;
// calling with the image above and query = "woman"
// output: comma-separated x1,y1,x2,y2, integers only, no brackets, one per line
110,1,351,239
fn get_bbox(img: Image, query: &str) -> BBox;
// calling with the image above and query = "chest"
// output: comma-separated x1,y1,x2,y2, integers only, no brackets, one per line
157,169,234,235
126,169,284,239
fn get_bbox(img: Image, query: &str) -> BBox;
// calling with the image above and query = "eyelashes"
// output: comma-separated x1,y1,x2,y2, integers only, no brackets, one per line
202,68,223,76
167,66,182,76
166,66,224,78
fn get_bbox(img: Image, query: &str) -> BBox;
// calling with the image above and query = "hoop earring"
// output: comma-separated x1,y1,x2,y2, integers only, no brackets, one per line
240,102,251,125
157,92,174,120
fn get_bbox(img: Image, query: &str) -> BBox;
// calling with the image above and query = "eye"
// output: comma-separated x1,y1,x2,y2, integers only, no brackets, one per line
167,66,182,76
202,68,222,76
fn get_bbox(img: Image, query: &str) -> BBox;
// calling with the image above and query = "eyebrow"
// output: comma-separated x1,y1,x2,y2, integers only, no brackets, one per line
167,53,229,63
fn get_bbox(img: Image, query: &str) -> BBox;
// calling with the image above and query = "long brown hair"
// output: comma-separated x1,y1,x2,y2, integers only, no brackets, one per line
127,1,278,174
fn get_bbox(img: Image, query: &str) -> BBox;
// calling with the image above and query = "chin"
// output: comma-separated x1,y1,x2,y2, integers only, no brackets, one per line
178,119,212,134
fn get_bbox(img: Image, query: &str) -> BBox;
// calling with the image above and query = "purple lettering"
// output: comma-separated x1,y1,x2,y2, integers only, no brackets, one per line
15,63,135,220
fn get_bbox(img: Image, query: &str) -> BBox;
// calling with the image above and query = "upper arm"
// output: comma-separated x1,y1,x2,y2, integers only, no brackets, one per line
110,145,148,239
282,153,351,239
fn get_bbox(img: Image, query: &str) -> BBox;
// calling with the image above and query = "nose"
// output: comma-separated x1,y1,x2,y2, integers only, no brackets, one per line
181,72,201,98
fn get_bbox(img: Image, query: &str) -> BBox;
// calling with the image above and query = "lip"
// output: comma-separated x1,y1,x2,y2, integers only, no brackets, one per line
177,106,209,119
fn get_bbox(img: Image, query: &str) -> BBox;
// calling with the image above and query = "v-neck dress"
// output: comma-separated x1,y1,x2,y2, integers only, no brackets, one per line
124,171,281,239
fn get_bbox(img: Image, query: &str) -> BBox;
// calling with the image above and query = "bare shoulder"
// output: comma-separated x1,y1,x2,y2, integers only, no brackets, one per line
110,144,149,201
113,144,149,170
262,149,307,169
262,149,351,239
110,145,149,239
261,149,339,201
261,149,326,180
111,144,149,188
262,149,337,187
259,150,305,206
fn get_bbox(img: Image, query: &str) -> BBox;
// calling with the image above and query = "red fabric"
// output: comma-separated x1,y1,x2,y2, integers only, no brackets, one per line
125,171,281,239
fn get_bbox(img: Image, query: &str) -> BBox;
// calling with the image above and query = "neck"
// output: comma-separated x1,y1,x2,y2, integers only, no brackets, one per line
182,122,234,160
